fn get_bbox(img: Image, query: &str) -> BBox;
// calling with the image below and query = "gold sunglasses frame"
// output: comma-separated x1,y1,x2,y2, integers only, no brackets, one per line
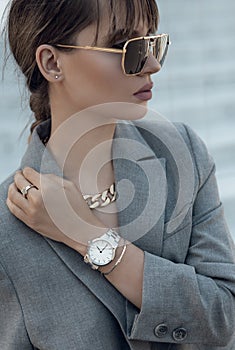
55,33,170,76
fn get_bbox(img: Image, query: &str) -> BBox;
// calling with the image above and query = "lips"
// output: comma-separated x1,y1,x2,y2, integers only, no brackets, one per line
133,83,154,101
134,83,154,95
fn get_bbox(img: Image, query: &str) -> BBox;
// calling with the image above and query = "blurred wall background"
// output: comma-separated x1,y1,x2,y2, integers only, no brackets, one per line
0,0,234,239
149,0,235,239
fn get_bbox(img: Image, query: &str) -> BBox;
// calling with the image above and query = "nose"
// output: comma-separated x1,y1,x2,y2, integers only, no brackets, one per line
140,52,161,76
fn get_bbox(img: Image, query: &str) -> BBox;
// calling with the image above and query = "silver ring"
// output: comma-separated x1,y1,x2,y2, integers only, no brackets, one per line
20,184,37,199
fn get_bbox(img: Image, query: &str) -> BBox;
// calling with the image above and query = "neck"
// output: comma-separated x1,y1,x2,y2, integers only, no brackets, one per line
47,110,117,194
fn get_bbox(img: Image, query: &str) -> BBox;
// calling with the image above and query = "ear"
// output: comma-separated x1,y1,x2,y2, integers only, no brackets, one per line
36,44,63,82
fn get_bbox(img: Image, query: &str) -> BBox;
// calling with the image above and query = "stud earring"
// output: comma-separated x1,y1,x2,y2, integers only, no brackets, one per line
55,75,59,80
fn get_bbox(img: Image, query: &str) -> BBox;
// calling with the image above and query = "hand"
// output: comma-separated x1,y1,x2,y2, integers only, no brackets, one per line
7,167,107,254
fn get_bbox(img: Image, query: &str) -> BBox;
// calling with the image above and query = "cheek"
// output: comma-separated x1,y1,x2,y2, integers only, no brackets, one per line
80,53,122,89
72,53,128,97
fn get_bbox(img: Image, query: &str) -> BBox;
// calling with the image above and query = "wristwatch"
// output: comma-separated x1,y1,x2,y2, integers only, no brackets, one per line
84,229,121,270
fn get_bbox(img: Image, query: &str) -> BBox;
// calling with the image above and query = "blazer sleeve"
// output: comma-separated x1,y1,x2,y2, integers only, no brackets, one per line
125,124,235,346
0,259,34,350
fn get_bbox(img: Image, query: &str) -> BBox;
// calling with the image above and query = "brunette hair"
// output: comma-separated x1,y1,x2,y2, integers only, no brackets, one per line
3,0,159,134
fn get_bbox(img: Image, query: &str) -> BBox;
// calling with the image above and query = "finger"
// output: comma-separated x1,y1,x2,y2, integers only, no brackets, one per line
22,167,41,189
14,171,38,200
6,197,29,223
14,170,31,191
23,168,67,191
8,183,30,215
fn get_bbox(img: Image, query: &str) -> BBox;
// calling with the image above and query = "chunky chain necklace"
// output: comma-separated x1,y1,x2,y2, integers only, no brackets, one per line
83,183,116,209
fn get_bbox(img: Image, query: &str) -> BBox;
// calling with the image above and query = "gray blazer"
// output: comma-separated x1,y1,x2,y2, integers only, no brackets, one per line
0,119,235,350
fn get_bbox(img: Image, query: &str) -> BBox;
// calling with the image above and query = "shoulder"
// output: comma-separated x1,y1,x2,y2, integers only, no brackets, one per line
133,119,215,189
133,119,209,156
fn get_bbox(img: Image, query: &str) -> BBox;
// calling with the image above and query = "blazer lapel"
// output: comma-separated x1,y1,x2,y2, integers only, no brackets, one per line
20,121,63,177
112,121,166,256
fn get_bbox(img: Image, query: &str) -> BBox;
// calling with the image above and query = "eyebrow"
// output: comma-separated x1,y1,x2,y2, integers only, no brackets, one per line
104,28,151,46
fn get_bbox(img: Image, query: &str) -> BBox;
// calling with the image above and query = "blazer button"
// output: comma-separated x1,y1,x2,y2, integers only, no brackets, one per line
154,323,168,338
172,328,187,341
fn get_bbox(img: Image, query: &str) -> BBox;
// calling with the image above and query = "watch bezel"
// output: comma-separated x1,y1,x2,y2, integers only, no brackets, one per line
87,238,116,267
84,229,121,270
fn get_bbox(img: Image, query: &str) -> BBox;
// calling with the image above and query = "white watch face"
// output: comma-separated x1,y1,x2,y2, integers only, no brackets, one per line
88,239,114,266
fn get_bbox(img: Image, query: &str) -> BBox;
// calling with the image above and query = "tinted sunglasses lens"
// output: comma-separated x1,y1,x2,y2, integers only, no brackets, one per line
155,35,169,67
124,39,148,75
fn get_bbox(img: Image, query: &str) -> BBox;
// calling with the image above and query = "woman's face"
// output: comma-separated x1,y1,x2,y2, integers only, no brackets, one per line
54,16,161,119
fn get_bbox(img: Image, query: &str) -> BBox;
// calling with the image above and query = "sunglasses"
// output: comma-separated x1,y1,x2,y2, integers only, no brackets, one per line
55,34,170,76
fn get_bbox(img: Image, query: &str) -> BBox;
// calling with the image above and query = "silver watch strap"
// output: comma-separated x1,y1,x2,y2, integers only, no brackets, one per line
100,228,120,248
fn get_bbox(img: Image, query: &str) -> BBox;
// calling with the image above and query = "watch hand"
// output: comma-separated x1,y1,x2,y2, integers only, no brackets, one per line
101,244,108,252
96,246,102,253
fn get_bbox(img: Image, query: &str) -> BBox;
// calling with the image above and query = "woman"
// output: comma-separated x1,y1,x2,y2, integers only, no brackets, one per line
1,0,235,349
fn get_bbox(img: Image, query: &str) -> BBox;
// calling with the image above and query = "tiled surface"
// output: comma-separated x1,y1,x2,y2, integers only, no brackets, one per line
0,0,234,239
